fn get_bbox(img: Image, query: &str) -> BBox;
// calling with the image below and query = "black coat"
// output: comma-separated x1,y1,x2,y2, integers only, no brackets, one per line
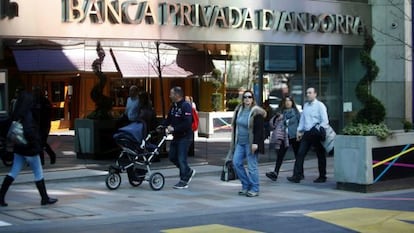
11,91,42,156
32,95,52,142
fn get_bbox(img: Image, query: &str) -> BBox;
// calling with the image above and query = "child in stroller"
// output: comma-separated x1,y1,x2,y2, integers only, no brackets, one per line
105,120,167,191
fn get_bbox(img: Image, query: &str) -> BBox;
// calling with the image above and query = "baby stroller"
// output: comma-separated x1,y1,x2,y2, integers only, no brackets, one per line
105,121,167,191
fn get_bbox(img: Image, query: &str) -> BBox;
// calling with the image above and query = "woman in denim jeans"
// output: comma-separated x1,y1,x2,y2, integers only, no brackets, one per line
0,90,57,206
230,90,266,197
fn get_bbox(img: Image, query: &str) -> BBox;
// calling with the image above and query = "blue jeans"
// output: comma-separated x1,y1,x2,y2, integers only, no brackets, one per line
233,143,259,192
168,133,193,181
8,153,43,181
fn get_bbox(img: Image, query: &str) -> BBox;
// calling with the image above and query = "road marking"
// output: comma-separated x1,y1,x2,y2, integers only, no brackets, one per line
274,209,314,217
0,220,12,226
306,207,414,233
162,224,262,233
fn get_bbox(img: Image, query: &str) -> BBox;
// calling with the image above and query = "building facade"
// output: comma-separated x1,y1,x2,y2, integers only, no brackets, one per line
0,0,412,131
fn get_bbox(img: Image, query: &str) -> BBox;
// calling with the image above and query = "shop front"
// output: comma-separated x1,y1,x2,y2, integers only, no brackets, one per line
0,0,372,132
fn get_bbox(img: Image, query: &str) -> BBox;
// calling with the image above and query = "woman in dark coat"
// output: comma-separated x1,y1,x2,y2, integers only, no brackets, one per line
0,89,58,206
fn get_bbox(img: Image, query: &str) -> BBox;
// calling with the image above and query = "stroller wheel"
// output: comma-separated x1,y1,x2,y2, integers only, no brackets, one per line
105,172,121,190
149,172,165,191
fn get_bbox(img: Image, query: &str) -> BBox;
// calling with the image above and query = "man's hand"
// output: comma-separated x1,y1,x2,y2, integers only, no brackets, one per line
252,144,258,153
167,125,174,133
297,131,303,141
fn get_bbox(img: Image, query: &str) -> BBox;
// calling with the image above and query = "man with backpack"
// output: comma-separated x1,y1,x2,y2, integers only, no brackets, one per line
161,87,196,189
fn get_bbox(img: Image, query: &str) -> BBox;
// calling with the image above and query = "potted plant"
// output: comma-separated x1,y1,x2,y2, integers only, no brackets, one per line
74,42,119,159
334,33,414,192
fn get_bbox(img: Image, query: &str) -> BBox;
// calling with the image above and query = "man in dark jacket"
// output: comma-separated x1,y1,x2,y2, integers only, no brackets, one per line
162,86,195,189
0,89,58,206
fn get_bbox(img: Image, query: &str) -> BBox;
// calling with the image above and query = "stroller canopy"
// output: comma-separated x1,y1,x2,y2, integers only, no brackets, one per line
113,121,146,143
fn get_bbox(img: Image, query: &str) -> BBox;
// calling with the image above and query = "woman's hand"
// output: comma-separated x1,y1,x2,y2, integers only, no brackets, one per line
252,144,258,153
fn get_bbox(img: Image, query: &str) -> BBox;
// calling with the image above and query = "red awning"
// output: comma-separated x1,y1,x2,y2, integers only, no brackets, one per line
110,50,193,78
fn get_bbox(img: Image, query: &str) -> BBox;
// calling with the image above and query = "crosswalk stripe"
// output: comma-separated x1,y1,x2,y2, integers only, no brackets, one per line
162,224,262,233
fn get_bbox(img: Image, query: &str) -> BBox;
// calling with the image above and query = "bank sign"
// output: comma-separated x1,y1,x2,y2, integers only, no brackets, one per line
0,0,369,45
63,0,365,35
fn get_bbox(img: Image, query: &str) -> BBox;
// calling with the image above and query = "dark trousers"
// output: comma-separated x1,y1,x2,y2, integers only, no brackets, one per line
168,133,193,181
292,131,326,178
274,138,300,174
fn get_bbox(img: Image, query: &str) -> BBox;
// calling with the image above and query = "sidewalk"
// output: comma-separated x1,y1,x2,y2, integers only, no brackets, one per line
0,131,323,184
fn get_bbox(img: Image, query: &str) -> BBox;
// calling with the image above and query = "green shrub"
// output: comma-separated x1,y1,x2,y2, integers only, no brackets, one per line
354,33,386,125
402,120,413,132
342,123,391,140
227,98,241,111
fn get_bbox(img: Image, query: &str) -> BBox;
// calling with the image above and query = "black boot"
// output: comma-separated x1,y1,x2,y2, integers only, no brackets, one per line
45,144,56,165
0,175,14,207
35,179,58,206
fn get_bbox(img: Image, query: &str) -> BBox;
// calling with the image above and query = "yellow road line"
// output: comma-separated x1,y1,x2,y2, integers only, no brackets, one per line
307,207,414,233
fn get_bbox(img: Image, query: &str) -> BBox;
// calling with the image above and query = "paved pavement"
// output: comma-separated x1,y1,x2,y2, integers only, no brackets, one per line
0,132,413,232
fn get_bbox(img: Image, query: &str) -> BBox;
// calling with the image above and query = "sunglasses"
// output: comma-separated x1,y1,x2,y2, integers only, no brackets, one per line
243,95,253,99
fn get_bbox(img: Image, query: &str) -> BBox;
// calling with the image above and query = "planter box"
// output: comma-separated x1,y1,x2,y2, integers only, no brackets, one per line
198,111,233,138
334,131,414,192
74,118,119,159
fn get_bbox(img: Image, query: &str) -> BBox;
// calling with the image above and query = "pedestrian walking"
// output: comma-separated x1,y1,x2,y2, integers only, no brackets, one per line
185,95,198,157
162,86,195,189
32,86,56,165
230,90,266,197
287,87,329,183
266,95,301,181
0,89,58,206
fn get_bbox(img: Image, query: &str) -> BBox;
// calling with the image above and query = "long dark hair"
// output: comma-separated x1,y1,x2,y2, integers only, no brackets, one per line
279,95,299,112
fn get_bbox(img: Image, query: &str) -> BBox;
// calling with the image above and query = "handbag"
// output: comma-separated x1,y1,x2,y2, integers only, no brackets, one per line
220,149,238,181
7,121,27,145
220,160,238,181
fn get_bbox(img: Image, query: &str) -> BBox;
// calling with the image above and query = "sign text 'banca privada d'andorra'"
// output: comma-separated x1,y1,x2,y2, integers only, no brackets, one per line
62,0,365,35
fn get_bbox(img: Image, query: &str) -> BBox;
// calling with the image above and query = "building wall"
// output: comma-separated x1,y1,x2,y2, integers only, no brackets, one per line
371,0,413,128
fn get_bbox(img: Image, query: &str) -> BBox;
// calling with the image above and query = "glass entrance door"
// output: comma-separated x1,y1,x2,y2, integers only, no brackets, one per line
44,77,73,130
303,45,342,131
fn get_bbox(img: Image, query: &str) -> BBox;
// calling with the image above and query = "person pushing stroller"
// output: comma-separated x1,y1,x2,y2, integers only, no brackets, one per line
160,86,196,189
